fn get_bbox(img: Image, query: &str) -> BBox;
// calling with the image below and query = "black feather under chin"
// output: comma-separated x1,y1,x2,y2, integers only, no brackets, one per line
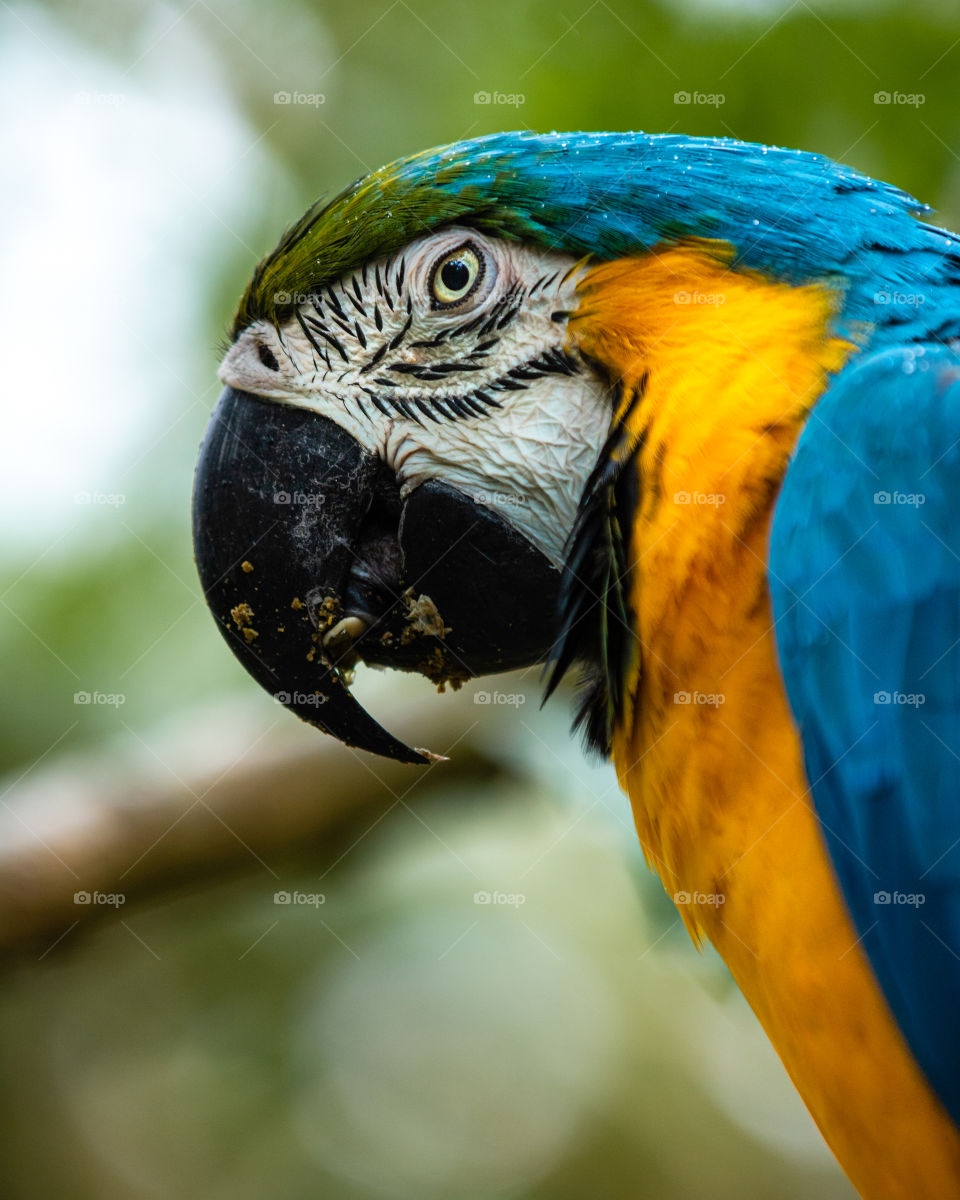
542,375,646,758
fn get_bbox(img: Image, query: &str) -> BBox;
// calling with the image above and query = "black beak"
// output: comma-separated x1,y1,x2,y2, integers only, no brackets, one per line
192,387,560,763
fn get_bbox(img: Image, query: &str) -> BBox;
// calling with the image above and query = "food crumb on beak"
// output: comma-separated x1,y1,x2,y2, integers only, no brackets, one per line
400,590,452,644
230,602,255,628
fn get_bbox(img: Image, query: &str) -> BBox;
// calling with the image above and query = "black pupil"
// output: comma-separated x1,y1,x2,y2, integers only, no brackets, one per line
440,258,471,293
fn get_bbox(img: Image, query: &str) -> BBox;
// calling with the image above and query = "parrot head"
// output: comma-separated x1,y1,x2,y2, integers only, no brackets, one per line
194,224,608,763
193,130,923,763
194,134,623,765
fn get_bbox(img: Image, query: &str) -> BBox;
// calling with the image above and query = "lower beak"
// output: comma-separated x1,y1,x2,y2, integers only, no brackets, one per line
192,387,560,763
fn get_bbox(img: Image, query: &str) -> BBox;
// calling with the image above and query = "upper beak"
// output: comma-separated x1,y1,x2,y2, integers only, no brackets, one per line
192,386,561,764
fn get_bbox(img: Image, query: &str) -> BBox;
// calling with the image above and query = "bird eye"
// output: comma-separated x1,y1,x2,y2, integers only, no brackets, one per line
430,244,484,308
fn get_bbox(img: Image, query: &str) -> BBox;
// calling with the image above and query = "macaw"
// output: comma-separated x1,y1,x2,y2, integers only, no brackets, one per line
192,131,960,1198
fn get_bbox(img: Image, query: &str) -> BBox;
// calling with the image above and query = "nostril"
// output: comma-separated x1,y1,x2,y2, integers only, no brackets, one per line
258,342,280,371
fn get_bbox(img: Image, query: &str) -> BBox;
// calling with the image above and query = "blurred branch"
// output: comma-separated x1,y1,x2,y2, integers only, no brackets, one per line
0,687,504,958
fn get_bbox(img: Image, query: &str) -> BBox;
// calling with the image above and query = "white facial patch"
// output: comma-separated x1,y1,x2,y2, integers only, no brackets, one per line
219,227,610,568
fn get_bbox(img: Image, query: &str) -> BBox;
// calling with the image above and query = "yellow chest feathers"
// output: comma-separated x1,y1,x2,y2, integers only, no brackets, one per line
569,243,851,907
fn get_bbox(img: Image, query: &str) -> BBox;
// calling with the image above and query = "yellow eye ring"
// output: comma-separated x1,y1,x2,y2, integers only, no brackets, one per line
430,244,483,308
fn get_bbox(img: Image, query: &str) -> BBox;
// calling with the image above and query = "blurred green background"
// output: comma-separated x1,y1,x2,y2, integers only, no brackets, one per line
3,0,958,1195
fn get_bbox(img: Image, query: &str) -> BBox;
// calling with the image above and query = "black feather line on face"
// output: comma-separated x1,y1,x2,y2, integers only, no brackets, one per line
542,374,647,758
388,313,413,350
305,314,347,363
360,342,389,373
325,287,345,319
295,310,331,370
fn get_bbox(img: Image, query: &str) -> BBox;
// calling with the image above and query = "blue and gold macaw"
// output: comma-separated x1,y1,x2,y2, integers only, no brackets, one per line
192,131,960,1197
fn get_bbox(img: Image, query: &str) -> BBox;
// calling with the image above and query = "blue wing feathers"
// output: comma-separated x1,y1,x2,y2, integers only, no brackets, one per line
770,344,960,1125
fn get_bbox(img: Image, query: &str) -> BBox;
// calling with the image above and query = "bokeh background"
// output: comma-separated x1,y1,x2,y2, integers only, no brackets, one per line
3,1,958,1196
